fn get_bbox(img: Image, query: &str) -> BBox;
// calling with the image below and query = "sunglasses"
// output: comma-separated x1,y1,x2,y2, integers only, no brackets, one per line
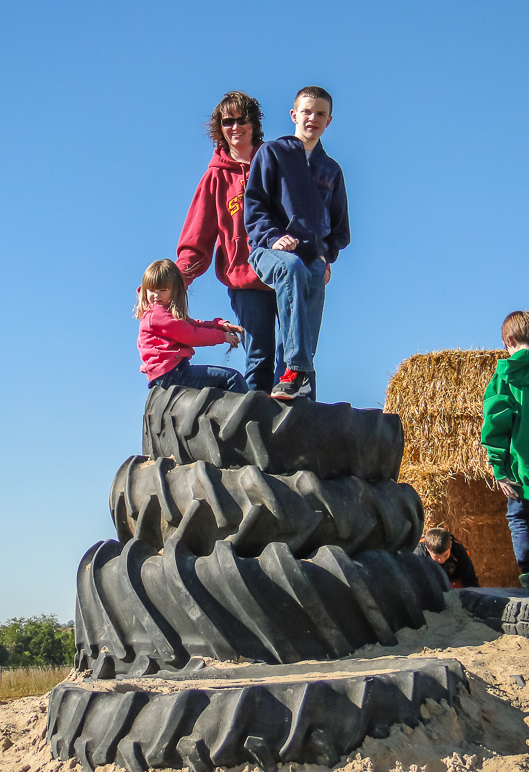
221,116,249,127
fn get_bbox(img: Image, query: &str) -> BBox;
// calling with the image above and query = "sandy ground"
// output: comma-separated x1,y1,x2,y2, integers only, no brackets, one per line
1,593,528,772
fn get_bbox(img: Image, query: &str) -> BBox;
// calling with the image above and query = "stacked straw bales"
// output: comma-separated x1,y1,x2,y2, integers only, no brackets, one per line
385,349,518,587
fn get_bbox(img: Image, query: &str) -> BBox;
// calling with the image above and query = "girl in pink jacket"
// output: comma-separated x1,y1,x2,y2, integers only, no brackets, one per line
136,260,248,393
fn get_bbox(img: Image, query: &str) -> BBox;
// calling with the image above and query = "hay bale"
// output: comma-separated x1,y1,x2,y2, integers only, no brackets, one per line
385,349,518,587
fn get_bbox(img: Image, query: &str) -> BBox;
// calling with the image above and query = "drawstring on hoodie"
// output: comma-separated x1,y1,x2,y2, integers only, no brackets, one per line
240,162,249,191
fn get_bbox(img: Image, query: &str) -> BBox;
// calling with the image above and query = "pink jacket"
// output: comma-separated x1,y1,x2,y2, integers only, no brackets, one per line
137,303,226,380
176,146,270,291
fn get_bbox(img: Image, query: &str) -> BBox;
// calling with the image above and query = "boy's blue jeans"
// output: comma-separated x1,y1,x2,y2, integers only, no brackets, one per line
149,358,248,393
506,496,529,574
228,288,317,397
248,247,326,376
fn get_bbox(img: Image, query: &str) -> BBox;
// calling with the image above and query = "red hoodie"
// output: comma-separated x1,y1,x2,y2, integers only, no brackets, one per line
137,303,227,381
176,146,270,291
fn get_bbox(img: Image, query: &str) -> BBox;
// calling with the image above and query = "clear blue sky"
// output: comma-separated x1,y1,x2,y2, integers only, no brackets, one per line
1,1,528,625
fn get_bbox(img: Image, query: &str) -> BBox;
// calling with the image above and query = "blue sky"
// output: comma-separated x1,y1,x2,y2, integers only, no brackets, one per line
1,1,528,624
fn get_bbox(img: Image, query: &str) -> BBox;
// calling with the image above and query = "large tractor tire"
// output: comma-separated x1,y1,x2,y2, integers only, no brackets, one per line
459,587,529,637
48,657,468,772
75,536,448,679
142,385,404,481
110,455,423,556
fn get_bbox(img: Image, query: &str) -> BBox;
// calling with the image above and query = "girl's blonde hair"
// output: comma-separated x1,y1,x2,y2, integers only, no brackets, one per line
135,260,188,320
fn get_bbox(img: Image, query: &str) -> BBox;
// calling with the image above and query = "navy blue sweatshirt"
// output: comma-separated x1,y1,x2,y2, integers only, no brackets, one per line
244,136,350,264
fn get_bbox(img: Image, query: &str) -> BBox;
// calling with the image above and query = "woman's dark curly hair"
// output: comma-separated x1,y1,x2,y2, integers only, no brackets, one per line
207,91,264,153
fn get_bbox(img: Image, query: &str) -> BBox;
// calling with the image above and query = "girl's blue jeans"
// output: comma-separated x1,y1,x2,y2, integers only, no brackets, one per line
149,358,248,394
506,495,529,574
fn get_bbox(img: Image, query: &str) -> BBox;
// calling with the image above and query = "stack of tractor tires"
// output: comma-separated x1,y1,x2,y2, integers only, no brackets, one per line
47,385,458,772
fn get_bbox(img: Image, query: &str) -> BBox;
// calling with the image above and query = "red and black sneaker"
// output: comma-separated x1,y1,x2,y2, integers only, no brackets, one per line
271,369,311,400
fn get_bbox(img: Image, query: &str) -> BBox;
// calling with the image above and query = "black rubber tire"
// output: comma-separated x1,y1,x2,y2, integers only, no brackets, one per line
48,657,468,772
110,455,424,556
459,587,529,637
142,385,404,481
75,537,448,678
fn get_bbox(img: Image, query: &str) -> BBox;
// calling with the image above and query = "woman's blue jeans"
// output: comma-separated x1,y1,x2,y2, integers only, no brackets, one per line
506,496,529,573
150,358,248,393
228,287,278,394
248,248,326,375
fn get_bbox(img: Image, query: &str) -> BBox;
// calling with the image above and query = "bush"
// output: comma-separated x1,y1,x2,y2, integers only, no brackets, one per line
0,615,75,668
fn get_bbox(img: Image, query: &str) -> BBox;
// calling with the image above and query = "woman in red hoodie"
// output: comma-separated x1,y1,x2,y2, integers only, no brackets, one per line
177,92,277,394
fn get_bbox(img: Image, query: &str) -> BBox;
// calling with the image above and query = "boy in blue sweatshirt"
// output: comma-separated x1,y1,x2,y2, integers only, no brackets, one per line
244,86,350,400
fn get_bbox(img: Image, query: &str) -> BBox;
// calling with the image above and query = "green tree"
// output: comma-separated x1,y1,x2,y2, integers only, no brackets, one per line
0,615,75,667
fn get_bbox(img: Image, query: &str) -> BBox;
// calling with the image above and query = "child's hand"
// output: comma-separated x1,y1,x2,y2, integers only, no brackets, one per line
272,235,299,252
498,478,521,499
222,322,244,336
224,331,240,348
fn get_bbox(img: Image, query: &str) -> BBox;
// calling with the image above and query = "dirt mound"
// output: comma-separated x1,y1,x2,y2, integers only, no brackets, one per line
1,595,528,772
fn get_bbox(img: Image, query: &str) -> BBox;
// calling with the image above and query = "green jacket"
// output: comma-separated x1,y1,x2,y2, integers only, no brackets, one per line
481,348,529,499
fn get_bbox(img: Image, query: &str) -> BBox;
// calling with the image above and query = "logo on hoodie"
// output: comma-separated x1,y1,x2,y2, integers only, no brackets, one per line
228,179,245,217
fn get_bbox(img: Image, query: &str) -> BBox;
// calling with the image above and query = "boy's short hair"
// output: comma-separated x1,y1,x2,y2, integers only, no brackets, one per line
501,310,529,346
424,527,452,554
207,91,264,153
294,86,333,115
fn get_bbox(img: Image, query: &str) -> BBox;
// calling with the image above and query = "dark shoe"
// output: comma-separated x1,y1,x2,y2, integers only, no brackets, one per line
271,369,311,400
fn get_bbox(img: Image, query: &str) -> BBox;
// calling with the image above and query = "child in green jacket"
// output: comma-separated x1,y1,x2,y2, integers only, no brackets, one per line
481,310,529,588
